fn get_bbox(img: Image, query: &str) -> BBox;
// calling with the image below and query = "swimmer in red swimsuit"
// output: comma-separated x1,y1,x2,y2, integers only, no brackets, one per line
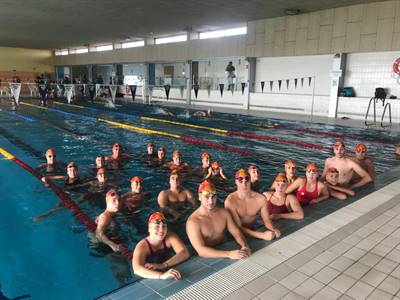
286,163,329,206
263,173,303,220
132,212,190,280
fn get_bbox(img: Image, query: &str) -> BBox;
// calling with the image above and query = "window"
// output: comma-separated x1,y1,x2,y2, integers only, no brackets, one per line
55,49,69,56
199,26,247,39
96,44,113,52
122,41,145,49
76,48,88,54
155,34,187,45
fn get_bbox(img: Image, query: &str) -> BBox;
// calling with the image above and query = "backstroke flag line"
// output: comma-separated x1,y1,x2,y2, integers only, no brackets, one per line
64,84,74,104
9,83,21,105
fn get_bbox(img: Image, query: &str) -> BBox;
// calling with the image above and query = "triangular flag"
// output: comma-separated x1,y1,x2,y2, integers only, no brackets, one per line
164,84,171,100
308,77,312,87
294,78,298,89
301,78,304,88
207,85,211,97
241,82,246,95
278,80,282,91
9,83,21,105
109,85,117,103
219,84,224,97
129,85,137,101
270,81,273,91
193,84,199,99
286,79,290,90
88,84,96,101
261,81,265,93
64,84,74,104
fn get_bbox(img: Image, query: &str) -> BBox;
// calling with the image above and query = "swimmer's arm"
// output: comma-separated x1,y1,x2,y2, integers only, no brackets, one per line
132,242,164,279
326,183,355,196
260,199,280,235
164,233,190,267
186,218,231,259
349,162,373,189
225,209,250,250
95,214,120,252
204,168,212,180
285,178,302,194
219,168,227,180
275,195,304,220
42,175,67,182
366,160,376,180
186,190,198,208
310,182,329,204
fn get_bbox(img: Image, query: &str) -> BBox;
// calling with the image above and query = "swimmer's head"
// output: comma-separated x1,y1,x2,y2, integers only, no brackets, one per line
201,152,210,159
113,143,121,150
169,169,180,188
248,164,260,181
275,172,288,182
97,167,106,183
274,172,288,191
211,161,221,174
305,163,319,180
130,176,143,192
172,150,181,165
158,147,166,159
326,167,339,185
105,188,120,212
172,149,181,157
355,144,367,159
147,143,154,154
198,180,217,210
201,152,211,167
66,162,78,177
45,148,56,164
148,212,167,238
235,169,250,187
395,144,400,158
95,156,105,168
333,141,345,157
284,160,296,178
112,143,121,157
148,211,166,224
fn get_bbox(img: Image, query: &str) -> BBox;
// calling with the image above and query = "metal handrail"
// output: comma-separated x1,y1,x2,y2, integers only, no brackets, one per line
365,97,377,126
381,102,392,128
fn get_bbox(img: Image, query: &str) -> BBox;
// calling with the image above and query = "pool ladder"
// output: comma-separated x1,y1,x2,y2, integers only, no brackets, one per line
364,97,392,128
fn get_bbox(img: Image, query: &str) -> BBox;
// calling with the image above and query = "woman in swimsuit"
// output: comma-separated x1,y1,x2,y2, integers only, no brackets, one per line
286,163,329,206
132,212,190,280
263,173,304,220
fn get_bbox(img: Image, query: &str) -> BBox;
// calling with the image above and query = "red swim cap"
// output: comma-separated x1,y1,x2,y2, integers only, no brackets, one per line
148,211,166,223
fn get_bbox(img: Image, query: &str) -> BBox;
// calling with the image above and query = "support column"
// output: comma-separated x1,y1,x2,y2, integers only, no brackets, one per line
328,53,346,118
245,57,256,110
87,65,93,83
185,60,192,105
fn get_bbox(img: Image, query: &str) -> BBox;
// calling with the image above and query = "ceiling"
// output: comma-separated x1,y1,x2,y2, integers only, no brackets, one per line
0,0,386,49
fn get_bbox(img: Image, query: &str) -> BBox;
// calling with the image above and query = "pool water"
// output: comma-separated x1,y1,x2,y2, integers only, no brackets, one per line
0,98,399,300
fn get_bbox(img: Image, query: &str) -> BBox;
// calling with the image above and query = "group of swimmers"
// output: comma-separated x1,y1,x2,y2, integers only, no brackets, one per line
36,140,377,281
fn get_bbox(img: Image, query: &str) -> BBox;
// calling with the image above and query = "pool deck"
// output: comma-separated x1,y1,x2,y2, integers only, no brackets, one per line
96,101,400,300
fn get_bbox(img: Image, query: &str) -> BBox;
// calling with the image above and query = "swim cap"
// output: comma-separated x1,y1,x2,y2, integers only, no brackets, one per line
130,176,142,183
201,152,210,159
275,172,288,182
113,143,121,148
327,167,339,174
333,141,345,147
306,163,318,171
148,211,166,223
46,148,55,155
158,147,165,151
211,161,221,168
170,169,180,177
67,162,77,169
355,144,367,152
235,168,249,178
198,180,216,194
284,160,296,167
106,188,119,199
147,143,154,147
172,149,181,157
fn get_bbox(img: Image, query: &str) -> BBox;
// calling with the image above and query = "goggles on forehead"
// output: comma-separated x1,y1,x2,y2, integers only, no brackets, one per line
236,176,250,183
151,219,167,225
202,191,217,197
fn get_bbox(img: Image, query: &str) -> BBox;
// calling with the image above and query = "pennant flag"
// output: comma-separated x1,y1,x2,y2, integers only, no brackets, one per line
38,84,48,102
180,86,184,98
269,81,273,91
129,85,137,101
193,84,199,99
109,85,118,103
308,77,312,87
207,85,211,97
219,84,224,97
95,84,101,97
301,77,304,88
88,84,96,101
286,79,290,90
64,84,74,104
278,80,282,91
9,83,21,105
261,81,265,93
164,84,171,100
241,82,246,95
58,84,65,97
294,78,298,89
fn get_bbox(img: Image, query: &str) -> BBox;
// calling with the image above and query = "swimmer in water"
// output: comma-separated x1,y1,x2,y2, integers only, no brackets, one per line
324,167,355,200
36,148,65,175
192,152,211,178
41,161,83,188
121,176,150,214
167,149,189,173
132,212,190,280
105,143,129,170
350,144,375,181
204,161,227,188
248,164,261,192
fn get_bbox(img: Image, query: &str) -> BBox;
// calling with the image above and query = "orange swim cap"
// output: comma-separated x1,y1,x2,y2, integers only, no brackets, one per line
198,180,216,194
284,160,296,167
201,152,210,159
275,172,288,182
46,148,55,155
106,188,119,199
327,167,339,174
235,168,249,178
147,142,154,147
355,144,367,152
333,141,345,147
211,161,221,168
148,211,166,223
172,149,181,157
130,176,142,183
306,163,318,171
113,143,121,148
